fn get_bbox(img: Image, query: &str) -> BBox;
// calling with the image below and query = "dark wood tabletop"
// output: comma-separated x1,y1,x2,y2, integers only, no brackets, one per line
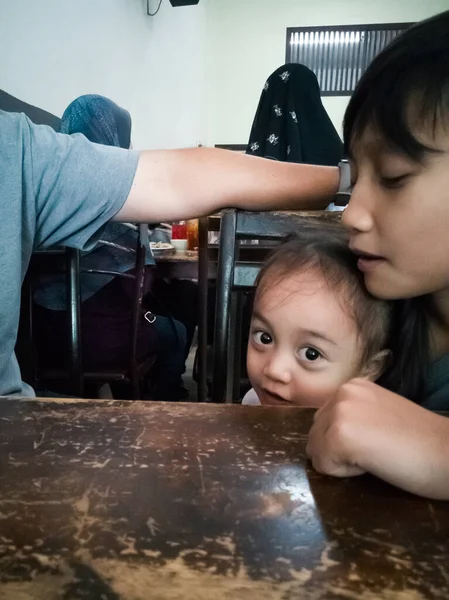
0,399,447,600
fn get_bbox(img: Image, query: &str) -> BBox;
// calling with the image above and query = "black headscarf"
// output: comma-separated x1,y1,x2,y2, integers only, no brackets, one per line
246,64,343,166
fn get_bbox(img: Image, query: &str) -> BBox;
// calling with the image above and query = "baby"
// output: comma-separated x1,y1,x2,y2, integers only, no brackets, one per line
243,227,392,407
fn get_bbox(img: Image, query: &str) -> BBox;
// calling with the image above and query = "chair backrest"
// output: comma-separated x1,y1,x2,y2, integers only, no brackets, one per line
24,225,152,397
77,224,152,394
0,89,61,130
129,225,150,374
212,209,342,403
196,215,223,402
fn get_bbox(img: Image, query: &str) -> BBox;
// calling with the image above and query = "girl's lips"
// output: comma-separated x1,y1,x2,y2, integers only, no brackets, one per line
350,248,386,272
350,246,383,259
356,255,386,273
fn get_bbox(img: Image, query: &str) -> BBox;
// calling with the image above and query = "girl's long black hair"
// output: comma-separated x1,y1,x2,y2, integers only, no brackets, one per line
376,298,430,403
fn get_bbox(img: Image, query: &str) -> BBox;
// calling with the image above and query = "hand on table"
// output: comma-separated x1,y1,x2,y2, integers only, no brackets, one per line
306,379,449,499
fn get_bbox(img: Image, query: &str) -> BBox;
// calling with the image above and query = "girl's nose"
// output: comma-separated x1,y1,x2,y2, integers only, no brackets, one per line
263,353,292,385
342,180,375,234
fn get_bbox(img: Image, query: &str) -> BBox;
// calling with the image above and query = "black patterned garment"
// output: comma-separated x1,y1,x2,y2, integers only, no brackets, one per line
246,63,344,166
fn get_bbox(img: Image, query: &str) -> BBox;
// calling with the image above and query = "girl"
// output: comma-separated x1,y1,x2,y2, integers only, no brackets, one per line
307,10,449,500
242,229,392,407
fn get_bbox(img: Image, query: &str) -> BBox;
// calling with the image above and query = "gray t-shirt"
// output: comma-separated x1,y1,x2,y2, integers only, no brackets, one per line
0,110,139,396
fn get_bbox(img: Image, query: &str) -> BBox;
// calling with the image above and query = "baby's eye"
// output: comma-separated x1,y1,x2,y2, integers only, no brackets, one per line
253,331,273,345
297,347,322,362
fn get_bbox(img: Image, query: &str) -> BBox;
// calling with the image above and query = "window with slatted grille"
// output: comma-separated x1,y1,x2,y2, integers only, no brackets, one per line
286,23,413,96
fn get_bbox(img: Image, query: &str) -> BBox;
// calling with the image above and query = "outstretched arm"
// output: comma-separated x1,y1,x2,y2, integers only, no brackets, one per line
115,147,339,223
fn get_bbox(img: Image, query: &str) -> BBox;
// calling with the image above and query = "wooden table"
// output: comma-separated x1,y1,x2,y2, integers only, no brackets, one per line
0,399,447,600
154,246,277,281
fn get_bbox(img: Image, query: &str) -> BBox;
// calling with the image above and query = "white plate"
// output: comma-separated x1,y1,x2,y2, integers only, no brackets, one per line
150,242,174,256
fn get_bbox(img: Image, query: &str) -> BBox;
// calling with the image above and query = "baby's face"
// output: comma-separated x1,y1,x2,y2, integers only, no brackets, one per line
247,269,363,407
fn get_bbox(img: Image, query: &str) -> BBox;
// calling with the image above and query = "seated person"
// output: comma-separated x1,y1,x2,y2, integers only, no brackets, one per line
242,228,392,406
33,94,196,400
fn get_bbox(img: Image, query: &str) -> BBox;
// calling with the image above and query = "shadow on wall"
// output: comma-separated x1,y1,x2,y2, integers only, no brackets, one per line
0,89,60,130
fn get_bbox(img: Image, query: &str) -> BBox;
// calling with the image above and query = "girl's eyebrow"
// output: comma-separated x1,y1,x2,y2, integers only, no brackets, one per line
253,310,338,347
251,311,271,328
301,329,338,347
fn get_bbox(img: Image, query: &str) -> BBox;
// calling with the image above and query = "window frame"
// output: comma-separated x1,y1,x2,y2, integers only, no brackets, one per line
285,22,413,96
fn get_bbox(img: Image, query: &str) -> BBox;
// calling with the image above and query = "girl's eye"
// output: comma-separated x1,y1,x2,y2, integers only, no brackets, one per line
253,331,272,345
379,174,410,189
297,347,322,362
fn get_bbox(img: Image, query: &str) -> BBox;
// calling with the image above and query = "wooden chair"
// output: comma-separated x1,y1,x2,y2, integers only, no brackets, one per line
211,209,342,404
20,225,156,399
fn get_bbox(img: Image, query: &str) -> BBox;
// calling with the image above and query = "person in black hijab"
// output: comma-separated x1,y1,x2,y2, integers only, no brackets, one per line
246,63,343,166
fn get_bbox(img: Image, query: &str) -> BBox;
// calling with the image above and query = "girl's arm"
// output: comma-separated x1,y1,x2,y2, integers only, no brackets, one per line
306,379,449,500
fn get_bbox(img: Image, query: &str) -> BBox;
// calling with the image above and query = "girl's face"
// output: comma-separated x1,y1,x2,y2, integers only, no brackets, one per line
343,126,449,304
246,269,367,407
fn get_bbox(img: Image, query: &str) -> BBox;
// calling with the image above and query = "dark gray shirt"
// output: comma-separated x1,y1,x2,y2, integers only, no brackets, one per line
422,355,449,411
0,110,139,396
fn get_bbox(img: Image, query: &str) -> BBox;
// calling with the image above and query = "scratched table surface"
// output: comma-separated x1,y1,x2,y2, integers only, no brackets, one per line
0,399,447,600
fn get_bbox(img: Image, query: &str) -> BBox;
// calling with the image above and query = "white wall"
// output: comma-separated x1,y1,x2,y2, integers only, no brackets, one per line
2,0,448,149
0,0,207,149
205,0,449,145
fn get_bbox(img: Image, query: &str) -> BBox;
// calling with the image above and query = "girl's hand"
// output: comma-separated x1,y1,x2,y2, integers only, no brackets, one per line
306,379,449,499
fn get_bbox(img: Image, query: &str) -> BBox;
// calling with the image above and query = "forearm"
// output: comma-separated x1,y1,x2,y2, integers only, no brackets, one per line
307,380,449,501
115,147,339,223
361,412,449,500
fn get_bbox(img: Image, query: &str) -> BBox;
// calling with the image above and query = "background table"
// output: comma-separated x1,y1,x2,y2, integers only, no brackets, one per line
154,250,207,280
0,399,447,599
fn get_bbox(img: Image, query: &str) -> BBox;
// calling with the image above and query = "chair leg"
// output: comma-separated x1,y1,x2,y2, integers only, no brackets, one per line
197,216,209,402
129,227,147,401
84,382,102,399
212,210,237,403
231,291,243,403
18,274,37,389
66,249,83,397
225,291,243,403
132,377,141,401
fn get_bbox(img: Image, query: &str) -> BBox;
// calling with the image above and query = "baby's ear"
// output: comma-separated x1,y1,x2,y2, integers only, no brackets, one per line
359,349,392,381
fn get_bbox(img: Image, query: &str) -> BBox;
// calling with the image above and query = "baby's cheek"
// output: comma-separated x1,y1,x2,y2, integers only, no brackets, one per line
291,373,342,408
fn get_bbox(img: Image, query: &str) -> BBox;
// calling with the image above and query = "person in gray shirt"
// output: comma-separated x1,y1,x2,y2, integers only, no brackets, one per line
1,108,337,397
33,95,195,401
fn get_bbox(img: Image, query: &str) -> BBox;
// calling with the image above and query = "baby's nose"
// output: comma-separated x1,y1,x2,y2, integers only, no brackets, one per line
263,354,292,384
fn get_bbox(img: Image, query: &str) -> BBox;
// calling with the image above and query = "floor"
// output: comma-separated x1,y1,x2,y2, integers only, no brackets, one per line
183,343,198,401
97,339,199,402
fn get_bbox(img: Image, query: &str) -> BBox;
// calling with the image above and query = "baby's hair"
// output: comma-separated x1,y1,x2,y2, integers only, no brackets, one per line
255,225,392,371
344,10,449,160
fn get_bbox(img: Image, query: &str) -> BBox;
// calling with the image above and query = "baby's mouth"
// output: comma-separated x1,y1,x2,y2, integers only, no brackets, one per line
261,388,291,405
